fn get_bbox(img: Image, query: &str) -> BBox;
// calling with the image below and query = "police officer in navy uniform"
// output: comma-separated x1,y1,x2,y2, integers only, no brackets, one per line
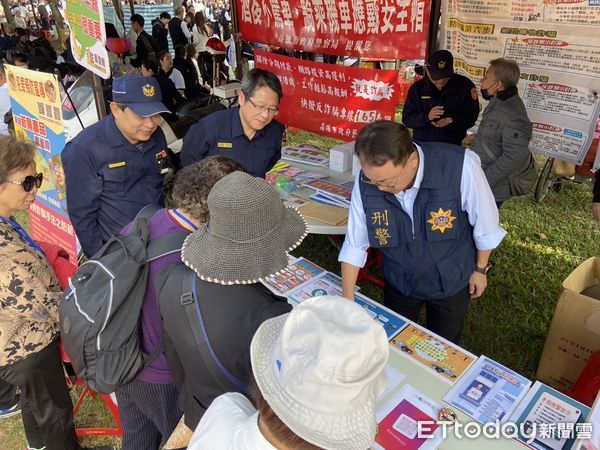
402,50,480,146
339,121,506,343
180,68,284,178
62,76,172,257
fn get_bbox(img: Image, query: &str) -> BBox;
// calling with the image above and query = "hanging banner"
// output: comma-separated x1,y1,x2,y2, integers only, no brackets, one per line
237,0,431,60
6,65,78,263
255,49,398,141
440,0,600,164
66,0,111,78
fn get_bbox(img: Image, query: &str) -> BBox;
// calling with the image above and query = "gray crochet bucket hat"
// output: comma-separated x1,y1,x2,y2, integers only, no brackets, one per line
181,171,308,285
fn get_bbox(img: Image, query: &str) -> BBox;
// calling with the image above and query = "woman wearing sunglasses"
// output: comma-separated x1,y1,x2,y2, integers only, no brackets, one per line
0,136,97,450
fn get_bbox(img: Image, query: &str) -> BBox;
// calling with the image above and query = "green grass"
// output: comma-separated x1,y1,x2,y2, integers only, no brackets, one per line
286,130,600,380
3,129,599,448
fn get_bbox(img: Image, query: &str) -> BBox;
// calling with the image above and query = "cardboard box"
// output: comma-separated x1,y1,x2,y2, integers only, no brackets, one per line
329,142,354,172
536,257,600,391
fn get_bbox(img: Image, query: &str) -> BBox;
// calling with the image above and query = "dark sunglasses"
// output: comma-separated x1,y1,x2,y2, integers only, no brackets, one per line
6,173,43,192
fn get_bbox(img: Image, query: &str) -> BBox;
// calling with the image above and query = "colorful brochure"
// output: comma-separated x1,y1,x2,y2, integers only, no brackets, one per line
286,272,346,303
281,143,330,166
443,355,532,424
390,323,477,384
509,381,590,450
303,178,353,204
354,292,408,341
374,384,445,450
261,257,324,295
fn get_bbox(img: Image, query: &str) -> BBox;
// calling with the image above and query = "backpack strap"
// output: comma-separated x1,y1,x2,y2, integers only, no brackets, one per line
147,232,188,261
158,264,248,393
184,269,249,392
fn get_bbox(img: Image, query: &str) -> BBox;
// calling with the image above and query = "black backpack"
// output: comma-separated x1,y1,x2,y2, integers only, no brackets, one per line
59,205,187,393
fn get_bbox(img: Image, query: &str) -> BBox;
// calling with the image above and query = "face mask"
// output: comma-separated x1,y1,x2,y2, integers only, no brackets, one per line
480,88,492,101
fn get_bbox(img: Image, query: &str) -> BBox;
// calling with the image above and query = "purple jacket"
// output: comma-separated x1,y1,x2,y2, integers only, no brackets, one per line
122,208,191,384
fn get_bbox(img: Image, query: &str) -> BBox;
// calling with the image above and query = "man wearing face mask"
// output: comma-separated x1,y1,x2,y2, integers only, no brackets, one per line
62,76,172,257
471,58,533,208
402,50,480,146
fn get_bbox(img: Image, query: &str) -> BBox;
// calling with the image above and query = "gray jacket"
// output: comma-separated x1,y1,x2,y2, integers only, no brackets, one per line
472,90,533,202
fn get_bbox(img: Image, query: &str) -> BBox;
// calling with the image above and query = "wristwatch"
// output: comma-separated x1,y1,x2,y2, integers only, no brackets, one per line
475,264,492,275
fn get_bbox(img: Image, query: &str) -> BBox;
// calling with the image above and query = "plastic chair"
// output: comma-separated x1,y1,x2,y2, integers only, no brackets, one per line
59,343,123,438
356,249,385,288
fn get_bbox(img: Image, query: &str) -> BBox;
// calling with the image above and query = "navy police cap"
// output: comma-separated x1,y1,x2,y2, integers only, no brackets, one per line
112,76,170,117
425,50,454,80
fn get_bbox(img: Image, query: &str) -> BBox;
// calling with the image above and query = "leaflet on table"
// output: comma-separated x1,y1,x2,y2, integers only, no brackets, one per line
309,192,349,209
281,144,330,166
261,257,325,296
374,384,445,450
390,323,478,385
354,293,408,341
283,197,309,209
286,272,347,303
303,179,353,204
443,356,532,424
509,381,590,450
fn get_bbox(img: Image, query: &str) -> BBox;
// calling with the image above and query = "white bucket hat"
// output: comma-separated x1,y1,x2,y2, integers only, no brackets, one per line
250,295,389,450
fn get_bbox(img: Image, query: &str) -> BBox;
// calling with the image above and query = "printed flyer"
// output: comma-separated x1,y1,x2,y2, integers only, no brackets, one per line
443,355,532,424
354,292,407,341
509,381,590,450
374,384,445,450
286,271,346,303
440,0,600,164
390,323,477,384
6,65,78,263
262,257,324,295
65,0,110,78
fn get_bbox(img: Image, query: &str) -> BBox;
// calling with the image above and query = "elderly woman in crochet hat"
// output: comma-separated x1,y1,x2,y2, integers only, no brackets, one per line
157,171,308,432
188,295,389,450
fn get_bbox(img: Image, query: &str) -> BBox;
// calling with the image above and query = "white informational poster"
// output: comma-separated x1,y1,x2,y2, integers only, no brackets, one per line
440,0,600,164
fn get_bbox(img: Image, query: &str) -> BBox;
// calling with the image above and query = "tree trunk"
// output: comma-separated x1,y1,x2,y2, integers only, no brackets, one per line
1,0,15,27
47,0,63,29
111,0,125,31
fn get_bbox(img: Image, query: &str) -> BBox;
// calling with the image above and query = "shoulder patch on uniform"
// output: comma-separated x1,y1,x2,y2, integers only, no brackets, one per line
471,87,478,100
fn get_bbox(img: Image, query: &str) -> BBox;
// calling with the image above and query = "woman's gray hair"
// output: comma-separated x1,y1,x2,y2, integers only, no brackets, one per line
488,58,520,89
171,156,245,223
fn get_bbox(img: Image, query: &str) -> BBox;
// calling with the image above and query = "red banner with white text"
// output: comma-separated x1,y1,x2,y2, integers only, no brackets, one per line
238,0,431,60
255,49,398,141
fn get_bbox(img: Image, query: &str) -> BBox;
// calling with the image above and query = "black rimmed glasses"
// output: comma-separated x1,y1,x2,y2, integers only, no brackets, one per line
359,172,400,189
247,97,279,116
6,173,43,192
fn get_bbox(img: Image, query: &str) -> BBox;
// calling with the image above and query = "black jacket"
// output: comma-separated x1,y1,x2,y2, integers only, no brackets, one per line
132,31,157,68
168,17,189,49
152,21,169,53
158,269,292,429
402,74,480,146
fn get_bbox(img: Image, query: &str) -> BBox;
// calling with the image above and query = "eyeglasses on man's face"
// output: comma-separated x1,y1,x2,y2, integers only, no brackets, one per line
246,96,279,116
6,173,43,192
359,172,399,189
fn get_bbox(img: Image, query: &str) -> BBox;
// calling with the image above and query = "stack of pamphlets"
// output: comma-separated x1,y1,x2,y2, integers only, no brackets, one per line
281,143,330,166
303,179,352,208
